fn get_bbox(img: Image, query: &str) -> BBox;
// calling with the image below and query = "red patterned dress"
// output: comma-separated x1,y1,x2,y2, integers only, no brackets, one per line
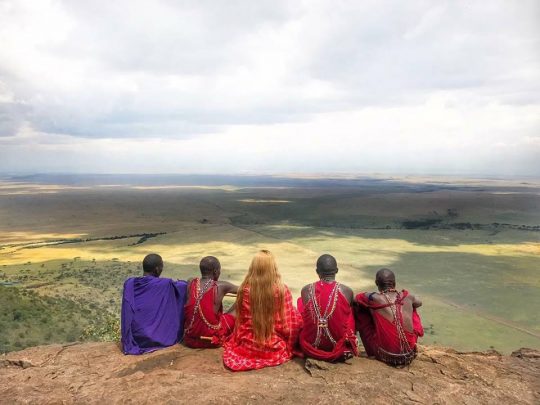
183,278,235,348
223,284,303,371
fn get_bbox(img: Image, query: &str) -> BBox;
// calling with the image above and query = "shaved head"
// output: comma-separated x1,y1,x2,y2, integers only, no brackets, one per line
376,268,396,291
200,256,221,278
316,254,338,276
142,253,163,277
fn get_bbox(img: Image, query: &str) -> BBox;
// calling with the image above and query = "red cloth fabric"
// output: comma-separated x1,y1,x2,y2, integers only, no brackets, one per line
354,290,423,357
223,284,303,371
183,278,235,348
297,281,358,362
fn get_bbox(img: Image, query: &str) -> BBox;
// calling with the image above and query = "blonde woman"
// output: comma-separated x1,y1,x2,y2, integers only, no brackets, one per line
223,250,303,371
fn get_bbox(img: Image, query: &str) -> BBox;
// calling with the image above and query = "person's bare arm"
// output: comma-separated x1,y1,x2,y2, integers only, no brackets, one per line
217,281,238,314
301,285,310,304
218,280,238,297
411,294,422,308
340,284,354,305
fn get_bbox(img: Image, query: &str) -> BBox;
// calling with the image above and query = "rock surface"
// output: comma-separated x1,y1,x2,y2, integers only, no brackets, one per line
0,343,538,404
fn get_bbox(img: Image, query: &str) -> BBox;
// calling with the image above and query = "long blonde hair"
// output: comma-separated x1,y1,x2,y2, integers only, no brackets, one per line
236,250,285,343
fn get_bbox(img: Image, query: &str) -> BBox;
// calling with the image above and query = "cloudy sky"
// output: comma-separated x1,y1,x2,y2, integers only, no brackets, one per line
0,0,539,176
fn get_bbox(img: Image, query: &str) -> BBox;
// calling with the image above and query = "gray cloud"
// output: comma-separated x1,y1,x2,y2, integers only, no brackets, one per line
0,1,537,137
0,0,538,175
309,2,540,102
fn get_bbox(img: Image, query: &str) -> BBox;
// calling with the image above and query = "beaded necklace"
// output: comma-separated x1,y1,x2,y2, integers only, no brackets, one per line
380,290,412,354
185,278,221,334
309,280,340,348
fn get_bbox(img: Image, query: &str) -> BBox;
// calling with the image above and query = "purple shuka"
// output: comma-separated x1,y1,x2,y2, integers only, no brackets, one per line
121,275,188,355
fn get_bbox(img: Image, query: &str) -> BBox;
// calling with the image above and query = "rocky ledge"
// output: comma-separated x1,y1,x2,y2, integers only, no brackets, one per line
1,343,538,404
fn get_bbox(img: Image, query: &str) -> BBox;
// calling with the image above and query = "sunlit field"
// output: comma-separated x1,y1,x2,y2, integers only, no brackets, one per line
1,174,538,353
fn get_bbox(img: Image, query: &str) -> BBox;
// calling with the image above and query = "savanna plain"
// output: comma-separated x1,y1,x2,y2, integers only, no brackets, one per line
0,174,538,354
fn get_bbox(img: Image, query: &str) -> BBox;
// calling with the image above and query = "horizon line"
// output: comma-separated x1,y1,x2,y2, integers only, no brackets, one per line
2,172,540,181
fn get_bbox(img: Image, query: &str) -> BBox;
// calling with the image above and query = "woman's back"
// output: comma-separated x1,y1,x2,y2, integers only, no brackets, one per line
222,250,303,371
223,284,302,371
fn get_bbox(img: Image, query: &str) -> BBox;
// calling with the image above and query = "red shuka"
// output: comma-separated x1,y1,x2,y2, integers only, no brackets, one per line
223,285,303,371
183,278,235,348
355,290,424,357
298,281,359,361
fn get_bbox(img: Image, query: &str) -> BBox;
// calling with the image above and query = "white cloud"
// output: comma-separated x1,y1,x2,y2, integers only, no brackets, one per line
0,0,538,175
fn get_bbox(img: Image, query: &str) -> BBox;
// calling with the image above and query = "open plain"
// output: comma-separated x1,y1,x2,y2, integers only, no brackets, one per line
0,174,539,354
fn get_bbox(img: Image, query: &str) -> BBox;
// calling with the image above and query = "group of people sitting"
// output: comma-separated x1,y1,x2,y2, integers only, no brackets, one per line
121,250,424,371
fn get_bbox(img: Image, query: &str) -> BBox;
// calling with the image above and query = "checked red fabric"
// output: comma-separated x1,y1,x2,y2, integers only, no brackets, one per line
223,284,303,371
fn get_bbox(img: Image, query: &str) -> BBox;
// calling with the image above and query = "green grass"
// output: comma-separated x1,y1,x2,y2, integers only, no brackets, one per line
0,182,538,353
419,299,540,353
0,285,118,353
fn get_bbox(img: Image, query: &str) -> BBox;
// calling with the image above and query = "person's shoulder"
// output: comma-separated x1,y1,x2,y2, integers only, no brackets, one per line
400,289,413,298
402,290,418,302
354,291,371,304
146,277,176,286
132,276,174,288
123,277,135,288
355,291,370,299
300,283,312,293
218,280,239,296
126,276,149,284
339,283,353,294
300,283,312,298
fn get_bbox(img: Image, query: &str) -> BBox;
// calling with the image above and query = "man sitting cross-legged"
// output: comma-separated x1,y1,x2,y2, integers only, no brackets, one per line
183,256,238,348
297,254,359,362
355,268,424,366
121,254,188,355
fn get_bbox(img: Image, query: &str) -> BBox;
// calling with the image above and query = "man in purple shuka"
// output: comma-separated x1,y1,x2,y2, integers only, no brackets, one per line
121,253,188,355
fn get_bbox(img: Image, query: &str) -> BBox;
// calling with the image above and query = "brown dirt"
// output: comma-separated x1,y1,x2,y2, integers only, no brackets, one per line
0,343,538,404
